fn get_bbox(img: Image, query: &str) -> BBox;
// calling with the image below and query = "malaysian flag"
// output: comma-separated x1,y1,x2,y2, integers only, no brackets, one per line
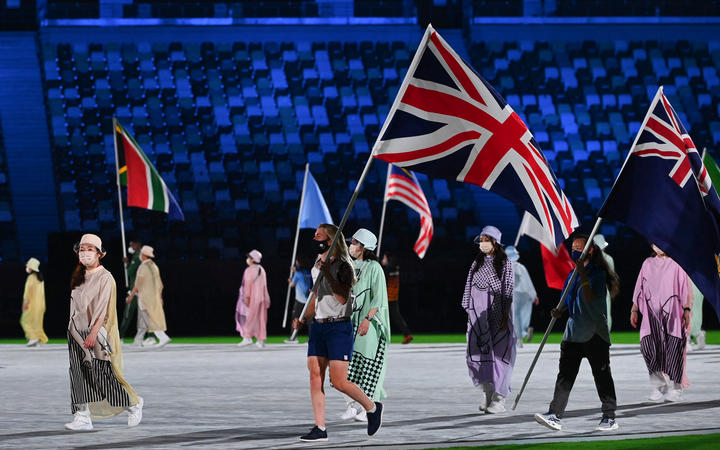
372,24,577,248
600,86,720,319
384,165,434,258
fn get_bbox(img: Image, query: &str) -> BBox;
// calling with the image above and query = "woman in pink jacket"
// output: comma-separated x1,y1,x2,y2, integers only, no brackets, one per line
236,250,271,348
631,243,693,402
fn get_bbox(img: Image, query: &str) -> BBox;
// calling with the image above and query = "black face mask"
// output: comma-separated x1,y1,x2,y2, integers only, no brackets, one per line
313,239,329,254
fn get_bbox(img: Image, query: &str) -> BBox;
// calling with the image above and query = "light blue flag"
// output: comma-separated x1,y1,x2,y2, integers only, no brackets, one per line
299,170,333,228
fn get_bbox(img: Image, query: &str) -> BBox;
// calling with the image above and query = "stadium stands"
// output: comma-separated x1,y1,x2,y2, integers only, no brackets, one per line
39,36,720,258
0,120,19,261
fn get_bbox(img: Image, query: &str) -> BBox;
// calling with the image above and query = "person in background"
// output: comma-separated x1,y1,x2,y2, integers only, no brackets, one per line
285,256,313,344
65,234,143,431
505,246,538,348
463,226,515,414
688,281,706,351
126,246,171,348
381,252,413,344
340,229,390,423
631,243,693,402
20,257,48,347
292,224,384,442
535,234,620,432
593,234,615,331
120,238,142,338
236,250,271,348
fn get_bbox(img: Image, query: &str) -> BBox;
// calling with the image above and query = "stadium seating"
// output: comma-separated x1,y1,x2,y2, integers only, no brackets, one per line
40,37,720,257
0,121,19,261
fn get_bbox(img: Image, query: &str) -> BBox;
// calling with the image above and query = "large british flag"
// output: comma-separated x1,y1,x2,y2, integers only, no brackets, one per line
600,86,720,319
372,24,578,248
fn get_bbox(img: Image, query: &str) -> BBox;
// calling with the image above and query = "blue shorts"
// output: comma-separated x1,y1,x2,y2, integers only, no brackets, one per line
307,320,354,362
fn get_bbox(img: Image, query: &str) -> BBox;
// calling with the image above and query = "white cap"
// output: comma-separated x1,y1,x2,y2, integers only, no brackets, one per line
248,249,262,263
79,234,105,255
352,228,378,251
26,257,40,272
141,245,155,258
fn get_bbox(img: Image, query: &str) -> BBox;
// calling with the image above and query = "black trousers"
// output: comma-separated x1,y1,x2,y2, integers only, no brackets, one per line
389,301,411,336
549,334,617,419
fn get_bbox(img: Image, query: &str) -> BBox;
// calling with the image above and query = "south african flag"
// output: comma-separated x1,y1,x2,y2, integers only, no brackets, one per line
115,121,184,220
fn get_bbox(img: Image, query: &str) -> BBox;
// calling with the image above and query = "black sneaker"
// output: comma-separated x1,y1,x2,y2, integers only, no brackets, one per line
299,426,328,442
367,401,383,436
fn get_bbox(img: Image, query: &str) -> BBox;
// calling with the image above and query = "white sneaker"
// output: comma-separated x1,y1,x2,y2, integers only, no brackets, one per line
255,340,265,349
143,337,157,346
341,403,360,420
284,338,299,344
65,410,93,431
648,387,666,402
665,389,684,402
534,412,561,431
128,397,144,427
26,339,40,347
516,338,524,348
155,335,171,348
237,339,253,347
486,397,506,414
354,408,368,422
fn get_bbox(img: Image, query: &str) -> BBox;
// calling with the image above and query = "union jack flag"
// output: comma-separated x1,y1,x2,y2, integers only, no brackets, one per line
384,165,433,258
600,86,720,320
372,24,577,248
631,88,715,196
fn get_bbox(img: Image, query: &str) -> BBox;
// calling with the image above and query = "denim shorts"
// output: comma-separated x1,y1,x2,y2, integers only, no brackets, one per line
307,320,354,361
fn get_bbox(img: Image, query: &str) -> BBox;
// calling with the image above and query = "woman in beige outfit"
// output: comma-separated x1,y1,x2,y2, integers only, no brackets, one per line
127,245,170,347
20,257,48,347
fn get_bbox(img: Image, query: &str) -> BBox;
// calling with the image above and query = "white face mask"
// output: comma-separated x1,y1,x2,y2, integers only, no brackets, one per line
128,246,135,255
349,243,362,259
79,251,98,267
26,267,32,274
479,242,494,254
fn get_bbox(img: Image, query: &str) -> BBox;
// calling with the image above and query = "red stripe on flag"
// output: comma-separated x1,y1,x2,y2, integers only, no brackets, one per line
122,134,150,209
429,32,485,106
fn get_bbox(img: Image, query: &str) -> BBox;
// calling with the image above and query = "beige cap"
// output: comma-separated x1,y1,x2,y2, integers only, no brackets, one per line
141,245,155,258
26,257,40,272
79,234,105,255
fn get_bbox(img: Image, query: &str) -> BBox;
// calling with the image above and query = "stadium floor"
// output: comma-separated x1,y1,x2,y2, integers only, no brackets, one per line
1,342,719,449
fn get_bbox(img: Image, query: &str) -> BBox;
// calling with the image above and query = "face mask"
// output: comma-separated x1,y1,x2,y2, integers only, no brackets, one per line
479,242,494,254
571,250,583,262
79,251,98,267
26,267,32,274
128,246,135,255
349,243,362,259
313,239,329,254
652,244,664,256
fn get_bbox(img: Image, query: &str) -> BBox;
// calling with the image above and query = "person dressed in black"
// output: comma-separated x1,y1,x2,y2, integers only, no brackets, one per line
534,234,620,432
381,252,413,344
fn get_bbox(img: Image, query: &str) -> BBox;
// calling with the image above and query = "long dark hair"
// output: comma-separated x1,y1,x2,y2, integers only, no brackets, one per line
70,264,86,290
472,240,508,281
361,248,378,261
574,234,620,299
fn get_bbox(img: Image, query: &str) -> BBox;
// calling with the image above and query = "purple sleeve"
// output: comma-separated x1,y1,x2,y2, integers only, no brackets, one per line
462,262,475,310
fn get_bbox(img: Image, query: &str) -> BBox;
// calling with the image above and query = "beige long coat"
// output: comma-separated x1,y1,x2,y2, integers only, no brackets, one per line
135,259,167,332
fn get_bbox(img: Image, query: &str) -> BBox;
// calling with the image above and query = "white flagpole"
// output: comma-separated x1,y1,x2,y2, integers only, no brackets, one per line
282,163,310,328
512,217,603,410
702,147,707,160
112,118,129,288
376,163,392,256
514,212,529,247
289,25,435,341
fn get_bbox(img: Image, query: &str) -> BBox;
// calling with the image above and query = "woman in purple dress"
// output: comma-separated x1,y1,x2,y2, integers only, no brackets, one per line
462,225,515,414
